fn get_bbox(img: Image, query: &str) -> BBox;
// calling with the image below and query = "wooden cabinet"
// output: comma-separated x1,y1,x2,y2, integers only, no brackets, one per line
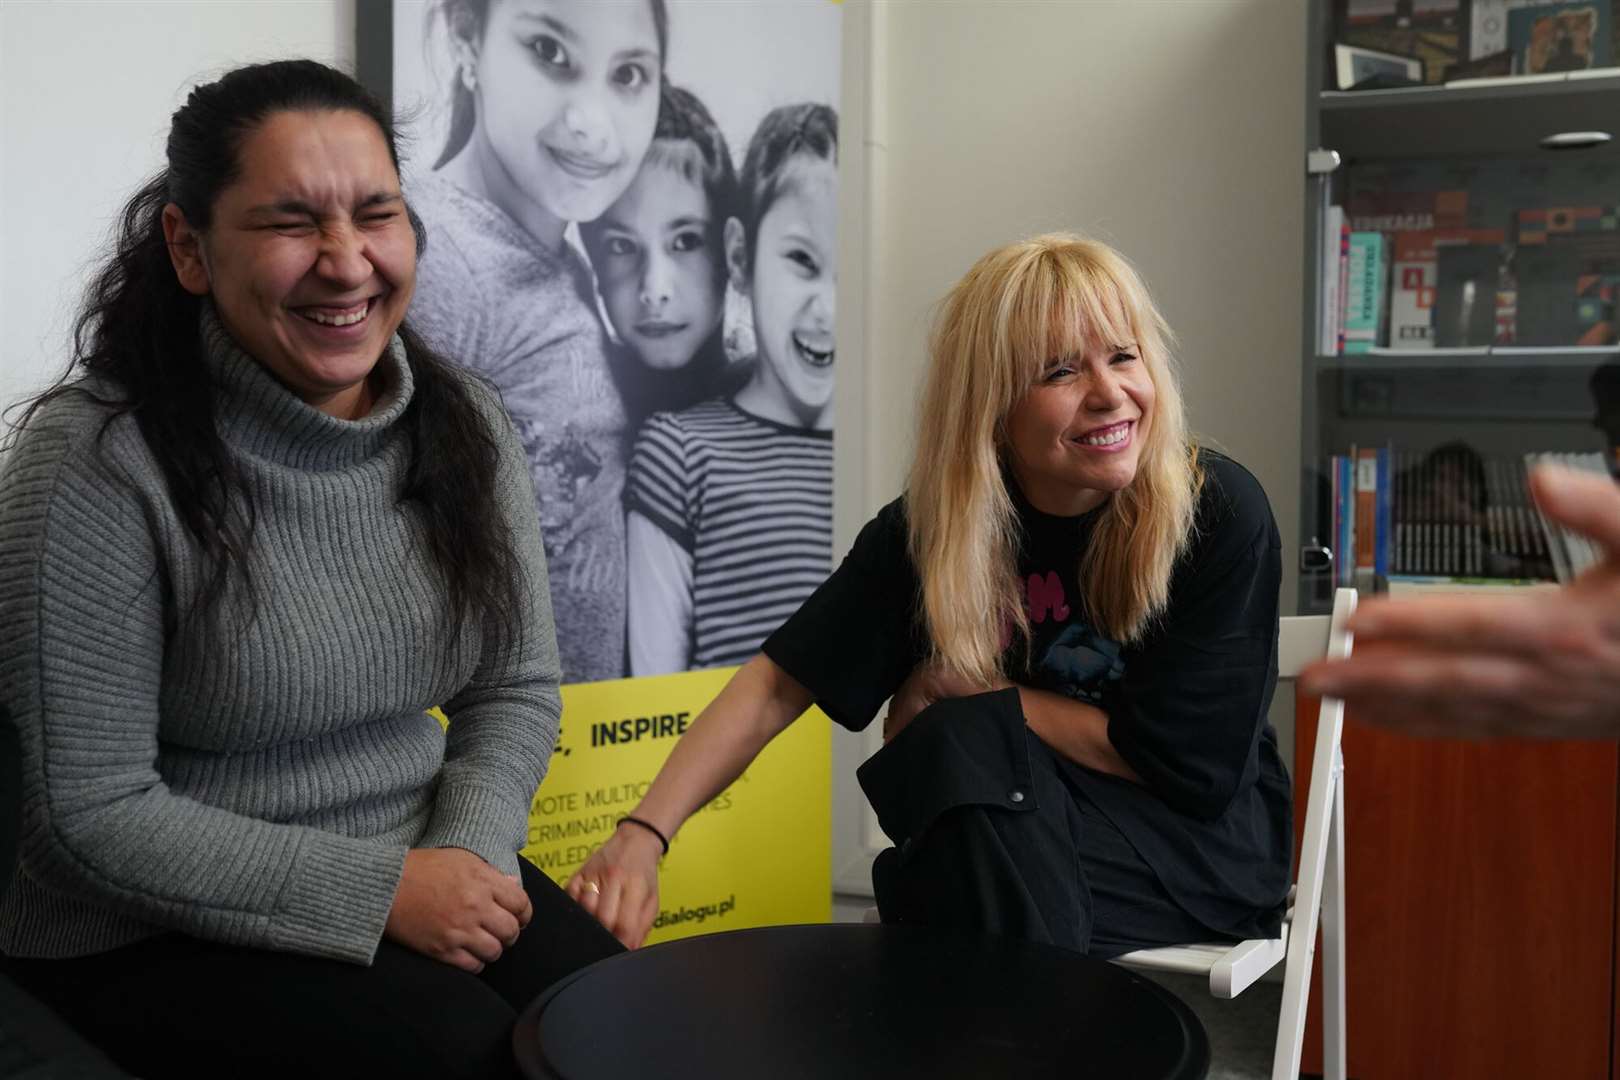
1294,688,1618,1077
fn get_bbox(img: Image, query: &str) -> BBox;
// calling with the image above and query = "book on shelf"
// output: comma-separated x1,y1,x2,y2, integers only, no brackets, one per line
1506,2,1613,75
1322,443,1614,591
1344,232,1390,354
1388,229,1508,348
1320,205,1349,355
1337,159,1620,351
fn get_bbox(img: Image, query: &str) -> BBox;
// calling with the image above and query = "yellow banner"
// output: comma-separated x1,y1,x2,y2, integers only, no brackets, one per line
521,667,831,944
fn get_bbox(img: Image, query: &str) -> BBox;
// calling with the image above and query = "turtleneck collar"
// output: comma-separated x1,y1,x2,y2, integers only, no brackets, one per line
201,304,414,471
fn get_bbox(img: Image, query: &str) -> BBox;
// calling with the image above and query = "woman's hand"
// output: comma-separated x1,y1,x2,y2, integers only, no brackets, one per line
1301,466,1620,738
565,823,664,949
883,662,1010,742
384,848,532,973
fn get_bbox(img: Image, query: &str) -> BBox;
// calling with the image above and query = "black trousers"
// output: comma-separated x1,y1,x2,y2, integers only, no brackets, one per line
0,858,622,1080
859,689,1219,958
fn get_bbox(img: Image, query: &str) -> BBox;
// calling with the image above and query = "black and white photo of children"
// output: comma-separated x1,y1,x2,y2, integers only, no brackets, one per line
394,0,842,684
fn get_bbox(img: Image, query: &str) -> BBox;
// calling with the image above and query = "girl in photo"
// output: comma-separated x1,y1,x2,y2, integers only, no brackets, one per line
622,103,837,675
580,82,748,430
411,0,667,683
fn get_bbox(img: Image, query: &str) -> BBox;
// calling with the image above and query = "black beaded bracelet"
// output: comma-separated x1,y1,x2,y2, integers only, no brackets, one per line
617,815,671,856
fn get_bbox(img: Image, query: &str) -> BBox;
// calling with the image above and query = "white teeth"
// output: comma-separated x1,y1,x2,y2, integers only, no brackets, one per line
1080,425,1129,446
793,332,834,366
303,305,367,327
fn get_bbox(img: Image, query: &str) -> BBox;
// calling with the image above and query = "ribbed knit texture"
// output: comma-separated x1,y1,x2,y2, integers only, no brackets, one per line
0,309,561,965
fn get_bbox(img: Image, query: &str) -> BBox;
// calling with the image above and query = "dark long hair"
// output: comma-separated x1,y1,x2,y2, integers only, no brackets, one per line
9,60,524,643
430,0,670,169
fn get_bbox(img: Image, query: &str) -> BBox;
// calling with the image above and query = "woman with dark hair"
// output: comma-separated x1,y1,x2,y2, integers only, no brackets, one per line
0,59,619,1078
412,0,669,683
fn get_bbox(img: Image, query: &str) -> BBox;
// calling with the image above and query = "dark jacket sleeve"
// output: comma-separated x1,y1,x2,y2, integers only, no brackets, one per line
1103,457,1282,821
761,499,925,732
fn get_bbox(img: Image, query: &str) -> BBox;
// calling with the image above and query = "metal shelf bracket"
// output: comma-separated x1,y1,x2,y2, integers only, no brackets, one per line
1307,148,1342,176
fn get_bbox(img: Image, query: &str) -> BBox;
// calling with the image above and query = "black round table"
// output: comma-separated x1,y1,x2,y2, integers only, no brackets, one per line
513,923,1209,1079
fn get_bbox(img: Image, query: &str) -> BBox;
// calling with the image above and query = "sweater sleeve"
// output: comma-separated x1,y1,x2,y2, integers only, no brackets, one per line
1103,458,1283,822
416,385,563,876
0,414,406,965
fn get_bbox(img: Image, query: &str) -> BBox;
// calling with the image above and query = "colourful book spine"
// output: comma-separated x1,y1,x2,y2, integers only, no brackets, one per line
1374,446,1392,579
1339,454,1357,587
1335,220,1350,355
1343,232,1387,353
1355,447,1378,583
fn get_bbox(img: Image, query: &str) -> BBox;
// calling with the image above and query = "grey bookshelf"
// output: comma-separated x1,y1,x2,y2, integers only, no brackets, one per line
1321,73,1620,161
1296,0,1619,614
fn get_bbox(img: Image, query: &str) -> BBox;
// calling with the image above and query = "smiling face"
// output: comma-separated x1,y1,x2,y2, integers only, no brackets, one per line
467,0,660,238
733,155,837,429
1003,336,1157,516
163,108,416,418
585,149,723,370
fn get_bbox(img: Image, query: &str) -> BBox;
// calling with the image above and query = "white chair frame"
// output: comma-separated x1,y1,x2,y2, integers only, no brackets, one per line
1112,587,1356,1080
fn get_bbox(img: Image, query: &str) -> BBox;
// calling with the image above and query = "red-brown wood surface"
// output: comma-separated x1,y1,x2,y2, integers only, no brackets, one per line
1293,687,1617,1079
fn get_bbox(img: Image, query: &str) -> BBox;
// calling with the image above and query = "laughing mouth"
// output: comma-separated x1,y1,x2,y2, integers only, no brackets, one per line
792,331,834,368
635,320,689,339
548,146,616,180
1075,421,1132,447
295,298,374,328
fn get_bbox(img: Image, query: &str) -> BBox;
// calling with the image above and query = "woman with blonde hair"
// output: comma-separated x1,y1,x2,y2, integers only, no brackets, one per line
568,233,1291,955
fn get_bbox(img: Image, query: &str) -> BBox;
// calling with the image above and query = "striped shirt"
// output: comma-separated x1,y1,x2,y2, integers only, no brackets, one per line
625,400,833,669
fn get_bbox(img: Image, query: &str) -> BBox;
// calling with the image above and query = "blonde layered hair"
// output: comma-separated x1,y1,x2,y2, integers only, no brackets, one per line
907,233,1203,686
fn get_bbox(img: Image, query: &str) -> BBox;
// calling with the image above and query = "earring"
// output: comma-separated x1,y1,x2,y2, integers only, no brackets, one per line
460,65,477,92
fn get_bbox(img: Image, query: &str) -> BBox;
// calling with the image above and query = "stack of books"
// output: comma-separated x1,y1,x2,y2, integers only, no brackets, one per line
1326,447,1610,592
1316,167,1620,354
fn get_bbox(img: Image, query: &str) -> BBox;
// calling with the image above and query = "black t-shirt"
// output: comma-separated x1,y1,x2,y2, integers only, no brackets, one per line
762,451,1291,938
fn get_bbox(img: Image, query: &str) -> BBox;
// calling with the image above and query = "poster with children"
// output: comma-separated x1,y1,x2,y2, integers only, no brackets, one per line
393,0,842,687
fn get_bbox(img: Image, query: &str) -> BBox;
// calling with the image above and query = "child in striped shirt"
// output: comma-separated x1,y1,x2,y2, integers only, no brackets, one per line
623,103,839,674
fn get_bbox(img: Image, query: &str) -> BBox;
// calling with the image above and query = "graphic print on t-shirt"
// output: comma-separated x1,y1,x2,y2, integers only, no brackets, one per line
1018,568,1124,705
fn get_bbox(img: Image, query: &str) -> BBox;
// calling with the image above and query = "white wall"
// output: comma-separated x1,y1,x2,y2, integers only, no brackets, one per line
0,0,355,415
857,0,1305,594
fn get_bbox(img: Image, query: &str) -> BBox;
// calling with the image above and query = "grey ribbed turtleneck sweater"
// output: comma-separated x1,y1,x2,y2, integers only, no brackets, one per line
0,311,561,965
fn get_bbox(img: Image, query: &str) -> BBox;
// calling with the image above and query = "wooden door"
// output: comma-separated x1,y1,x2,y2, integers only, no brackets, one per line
1294,688,1617,1078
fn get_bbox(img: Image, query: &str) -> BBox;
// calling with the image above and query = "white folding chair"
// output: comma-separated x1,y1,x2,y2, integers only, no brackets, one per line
1112,586,1356,1080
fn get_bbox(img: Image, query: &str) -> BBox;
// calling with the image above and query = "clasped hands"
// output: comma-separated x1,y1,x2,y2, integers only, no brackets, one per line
384,847,533,973
883,661,1014,742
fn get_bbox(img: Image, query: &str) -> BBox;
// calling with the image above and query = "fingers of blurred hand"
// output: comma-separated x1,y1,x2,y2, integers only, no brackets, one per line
1346,592,1558,659
1529,465,1620,555
1303,648,1617,738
